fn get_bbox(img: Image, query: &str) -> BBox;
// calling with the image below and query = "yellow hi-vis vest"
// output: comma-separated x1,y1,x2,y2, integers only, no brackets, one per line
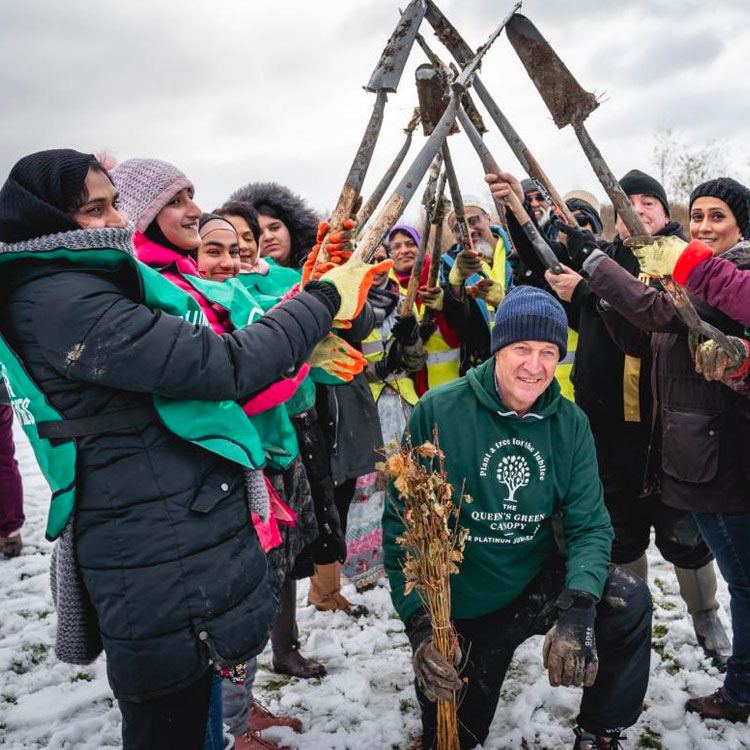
555,328,578,402
392,270,462,391
361,328,419,406
422,308,462,390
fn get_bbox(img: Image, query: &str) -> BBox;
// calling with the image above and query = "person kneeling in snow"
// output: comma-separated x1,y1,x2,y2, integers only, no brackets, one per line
383,287,653,750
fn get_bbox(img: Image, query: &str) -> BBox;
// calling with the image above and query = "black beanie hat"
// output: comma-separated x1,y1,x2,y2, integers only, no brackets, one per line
618,169,670,218
0,149,93,242
690,177,750,241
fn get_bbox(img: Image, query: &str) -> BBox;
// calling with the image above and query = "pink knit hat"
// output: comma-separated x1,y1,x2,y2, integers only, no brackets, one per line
111,158,194,232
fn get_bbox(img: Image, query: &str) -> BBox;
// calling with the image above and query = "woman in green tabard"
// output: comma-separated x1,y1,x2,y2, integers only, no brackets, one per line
0,149,382,750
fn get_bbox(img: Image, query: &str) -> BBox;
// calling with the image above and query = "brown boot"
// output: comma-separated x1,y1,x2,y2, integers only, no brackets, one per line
307,562,369,617
686,688,750,722
0,531,22,558
250,699,303,733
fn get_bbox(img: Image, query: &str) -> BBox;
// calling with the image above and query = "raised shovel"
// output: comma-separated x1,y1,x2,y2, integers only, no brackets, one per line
314,0,426,270
351,9,516,264
415,31,561,273
506,12,737,355
422,0,578,227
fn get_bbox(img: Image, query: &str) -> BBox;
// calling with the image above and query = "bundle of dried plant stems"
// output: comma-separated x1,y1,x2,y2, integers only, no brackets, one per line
382,428,470,750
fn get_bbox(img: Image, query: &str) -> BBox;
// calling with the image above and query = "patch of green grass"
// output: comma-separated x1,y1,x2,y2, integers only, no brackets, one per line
652,624,668,638
400,698,412,714
29,643,48,665
263,677,291,691
38,609,51,620
71,672,92,682
653,577,669,596
639,726,663,748
659,601,677,611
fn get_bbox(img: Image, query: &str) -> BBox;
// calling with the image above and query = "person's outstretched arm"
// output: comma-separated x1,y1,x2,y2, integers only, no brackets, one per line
34,271,337,402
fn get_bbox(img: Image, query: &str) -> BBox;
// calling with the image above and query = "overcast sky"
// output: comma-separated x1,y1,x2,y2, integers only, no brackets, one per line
2,0,748,222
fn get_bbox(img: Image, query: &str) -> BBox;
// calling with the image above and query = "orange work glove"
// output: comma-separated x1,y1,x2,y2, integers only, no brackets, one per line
308,333,367,384
319,253,393,328
302,219,356,284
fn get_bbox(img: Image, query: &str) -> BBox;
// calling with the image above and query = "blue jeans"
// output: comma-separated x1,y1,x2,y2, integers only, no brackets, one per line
202,674,224,750
693,512,750,704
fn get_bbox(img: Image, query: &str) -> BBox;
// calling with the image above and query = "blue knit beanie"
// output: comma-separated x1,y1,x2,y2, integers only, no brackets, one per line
491,286,568,357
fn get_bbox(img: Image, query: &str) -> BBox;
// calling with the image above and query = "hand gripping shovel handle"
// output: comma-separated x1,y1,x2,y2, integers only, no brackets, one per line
456,105,562,274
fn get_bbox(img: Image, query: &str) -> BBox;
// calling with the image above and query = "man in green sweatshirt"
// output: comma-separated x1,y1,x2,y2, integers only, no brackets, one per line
383,286,652,750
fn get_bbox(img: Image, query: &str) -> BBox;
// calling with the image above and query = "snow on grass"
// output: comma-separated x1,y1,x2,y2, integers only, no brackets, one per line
2,424,749,748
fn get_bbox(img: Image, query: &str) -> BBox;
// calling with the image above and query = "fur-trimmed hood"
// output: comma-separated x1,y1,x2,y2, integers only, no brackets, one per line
229,181,319,268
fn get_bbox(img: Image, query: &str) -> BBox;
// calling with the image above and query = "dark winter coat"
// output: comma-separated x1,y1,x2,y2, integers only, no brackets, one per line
0,251,336,701
586,243,750,513
570,223,685,433
315,302,383,486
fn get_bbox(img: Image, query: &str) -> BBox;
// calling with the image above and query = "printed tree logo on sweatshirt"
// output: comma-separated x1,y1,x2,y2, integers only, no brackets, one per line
496,455,531,506
469,437,549,545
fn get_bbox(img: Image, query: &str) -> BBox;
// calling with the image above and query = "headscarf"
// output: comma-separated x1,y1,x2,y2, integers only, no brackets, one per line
0,149,93,242
198,213,238,240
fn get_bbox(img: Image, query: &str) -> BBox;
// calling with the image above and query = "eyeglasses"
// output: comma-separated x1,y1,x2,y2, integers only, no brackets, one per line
450,213,487,235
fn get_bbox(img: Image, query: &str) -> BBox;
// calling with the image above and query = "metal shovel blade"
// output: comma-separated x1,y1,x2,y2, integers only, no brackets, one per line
366,0,426,93
506,13,598,129
416,64,457,136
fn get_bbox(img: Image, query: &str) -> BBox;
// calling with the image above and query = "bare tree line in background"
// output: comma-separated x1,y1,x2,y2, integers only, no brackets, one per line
415,127,738,248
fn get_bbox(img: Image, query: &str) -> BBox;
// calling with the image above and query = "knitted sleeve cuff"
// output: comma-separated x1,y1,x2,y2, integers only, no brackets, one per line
303,280,341,317
673,240,713,286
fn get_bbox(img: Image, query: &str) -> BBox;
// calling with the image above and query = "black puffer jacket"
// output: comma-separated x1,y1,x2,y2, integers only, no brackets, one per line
0,255,336,701
315,302,382,487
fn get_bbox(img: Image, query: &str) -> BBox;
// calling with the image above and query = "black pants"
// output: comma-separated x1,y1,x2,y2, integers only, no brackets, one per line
418,563,652,750
119,669,212,750
593,422,712,568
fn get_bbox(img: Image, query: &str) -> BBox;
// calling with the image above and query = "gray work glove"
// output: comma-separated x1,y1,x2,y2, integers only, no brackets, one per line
543,589,599,688
413,639,463,702
407,608,462,702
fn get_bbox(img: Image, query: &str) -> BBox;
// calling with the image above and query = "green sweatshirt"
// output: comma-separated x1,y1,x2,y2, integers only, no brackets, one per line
383,357,613,624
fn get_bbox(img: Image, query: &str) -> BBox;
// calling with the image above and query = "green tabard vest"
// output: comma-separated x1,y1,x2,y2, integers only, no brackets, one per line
237,265,320,414
179,272,299,470
0,246,289,539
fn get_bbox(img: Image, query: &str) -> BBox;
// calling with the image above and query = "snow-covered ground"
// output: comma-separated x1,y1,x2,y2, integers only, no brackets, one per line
2,426,749,750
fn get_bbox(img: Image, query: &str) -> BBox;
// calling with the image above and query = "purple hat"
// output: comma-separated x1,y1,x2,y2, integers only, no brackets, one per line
111,158,194,233
387,223,421,248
